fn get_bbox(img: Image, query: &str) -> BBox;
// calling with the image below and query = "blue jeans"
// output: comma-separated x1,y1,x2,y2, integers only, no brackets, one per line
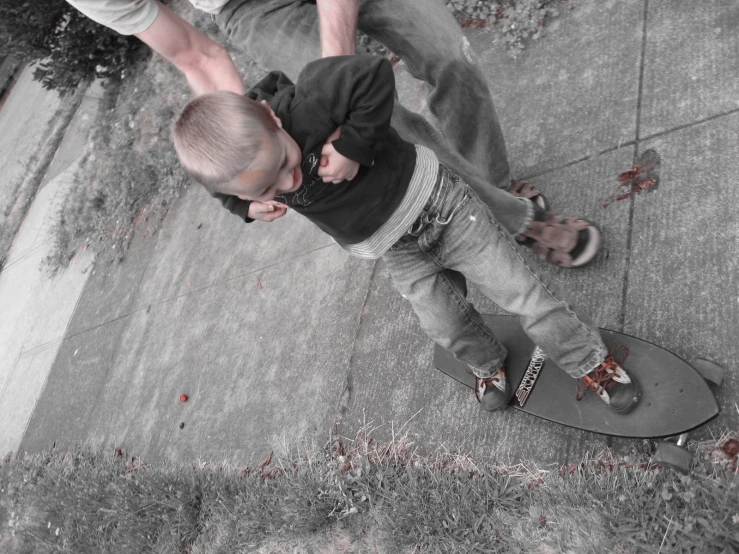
217,0,533,236
382,166,607,379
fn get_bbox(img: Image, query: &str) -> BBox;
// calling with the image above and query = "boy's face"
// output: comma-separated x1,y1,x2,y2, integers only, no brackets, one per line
228,128,303,203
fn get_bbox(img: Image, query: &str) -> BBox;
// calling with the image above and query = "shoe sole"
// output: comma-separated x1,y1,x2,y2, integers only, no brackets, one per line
569,223,602,268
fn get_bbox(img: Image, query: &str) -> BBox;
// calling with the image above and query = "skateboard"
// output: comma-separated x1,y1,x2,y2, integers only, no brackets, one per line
433,315,724,474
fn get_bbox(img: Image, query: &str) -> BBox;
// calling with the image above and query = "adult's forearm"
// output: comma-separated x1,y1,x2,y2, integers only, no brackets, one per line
136,2,245,95
316,0,360,57
178,44,246,95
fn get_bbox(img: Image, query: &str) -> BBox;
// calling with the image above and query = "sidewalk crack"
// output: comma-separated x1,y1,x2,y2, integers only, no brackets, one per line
619,0,651,332
330,260,378,440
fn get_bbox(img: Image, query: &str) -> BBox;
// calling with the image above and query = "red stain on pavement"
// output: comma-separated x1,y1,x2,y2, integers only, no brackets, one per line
604,149,661,208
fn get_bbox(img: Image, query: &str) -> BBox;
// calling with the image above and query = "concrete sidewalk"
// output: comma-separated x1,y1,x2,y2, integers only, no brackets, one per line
0,78,102,456
2,0,738,469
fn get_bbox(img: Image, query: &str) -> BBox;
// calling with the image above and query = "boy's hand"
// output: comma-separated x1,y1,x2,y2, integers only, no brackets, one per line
248,200,288,222
318,126,362,184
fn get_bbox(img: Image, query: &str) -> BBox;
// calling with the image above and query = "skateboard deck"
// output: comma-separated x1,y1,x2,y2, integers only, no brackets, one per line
433,315,719,439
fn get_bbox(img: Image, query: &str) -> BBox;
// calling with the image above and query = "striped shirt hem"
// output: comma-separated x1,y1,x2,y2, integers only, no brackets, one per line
339,145,439,259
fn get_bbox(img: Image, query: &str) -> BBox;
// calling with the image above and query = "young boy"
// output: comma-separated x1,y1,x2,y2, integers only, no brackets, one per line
172,56,640,414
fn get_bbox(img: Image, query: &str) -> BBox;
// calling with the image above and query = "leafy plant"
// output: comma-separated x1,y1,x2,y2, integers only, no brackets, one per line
0,0,146,95
44,58,190,273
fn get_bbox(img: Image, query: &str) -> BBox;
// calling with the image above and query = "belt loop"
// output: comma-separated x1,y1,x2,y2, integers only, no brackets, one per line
407,163,447,236
427,164,445,212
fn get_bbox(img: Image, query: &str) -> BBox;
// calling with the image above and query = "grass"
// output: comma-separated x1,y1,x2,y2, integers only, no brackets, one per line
1,427,737,553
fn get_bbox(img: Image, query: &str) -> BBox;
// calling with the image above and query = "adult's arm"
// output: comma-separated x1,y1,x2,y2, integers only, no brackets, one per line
136,3,245,94
67,0,245,95
316,0,359,57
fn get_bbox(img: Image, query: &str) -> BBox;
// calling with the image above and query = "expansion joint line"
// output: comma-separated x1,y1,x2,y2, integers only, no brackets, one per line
619,0,650,332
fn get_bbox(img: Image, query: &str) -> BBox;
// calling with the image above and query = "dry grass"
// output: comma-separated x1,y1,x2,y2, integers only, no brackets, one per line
1,424,737,554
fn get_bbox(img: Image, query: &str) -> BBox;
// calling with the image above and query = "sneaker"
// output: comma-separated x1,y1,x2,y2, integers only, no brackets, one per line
576,354,641,414
517,206,601,268
473,367,513,412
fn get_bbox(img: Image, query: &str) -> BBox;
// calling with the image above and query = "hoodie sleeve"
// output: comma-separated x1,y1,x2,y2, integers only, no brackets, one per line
295,56,395,167
245,70,296,104
211,190,254,223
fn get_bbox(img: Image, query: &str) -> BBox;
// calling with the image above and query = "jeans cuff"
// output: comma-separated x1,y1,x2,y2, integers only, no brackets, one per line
571,345,610,379
513,197,535,237
470,354,507,379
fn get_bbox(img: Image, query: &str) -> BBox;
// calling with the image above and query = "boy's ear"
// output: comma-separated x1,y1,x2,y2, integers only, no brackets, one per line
260,100,282,129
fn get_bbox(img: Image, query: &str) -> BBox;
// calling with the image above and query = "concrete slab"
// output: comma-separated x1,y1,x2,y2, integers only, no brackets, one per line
128,181,334,309
129,185,247,310
0,246,53,391
21,250,94,353
64,218,159,337
19,318,131,455
225,208,335,279
640,0,739,139
0,162,94,457
625,111,739,436
467,0,645,177
0,163,83,388
0,344,60,459
21,245,375,466
160,251,372,464
67,187,334,335
0,66,62,216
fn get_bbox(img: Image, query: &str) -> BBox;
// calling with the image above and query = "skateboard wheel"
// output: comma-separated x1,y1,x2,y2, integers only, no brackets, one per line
690,358,725,387
654,441,692,474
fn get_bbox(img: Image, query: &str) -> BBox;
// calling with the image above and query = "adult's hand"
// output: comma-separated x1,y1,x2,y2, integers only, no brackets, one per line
136,1,245,95
316,0,360,57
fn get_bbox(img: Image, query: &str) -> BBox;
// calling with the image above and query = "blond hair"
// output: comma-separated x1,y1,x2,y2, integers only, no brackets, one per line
172,92,278,191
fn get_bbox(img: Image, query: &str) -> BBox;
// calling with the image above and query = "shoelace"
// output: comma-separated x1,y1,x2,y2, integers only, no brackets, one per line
469,366,506,404
576,345,629,401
